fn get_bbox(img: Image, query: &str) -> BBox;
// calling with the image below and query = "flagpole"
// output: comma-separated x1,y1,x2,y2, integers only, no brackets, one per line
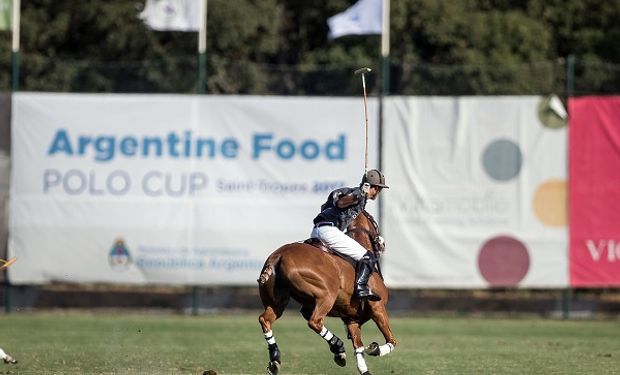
378,0,389,227
378,0,390,171
197,0,207,94
192,0,208,314
380,0,390,95
5,0,19,313
10,0,20,91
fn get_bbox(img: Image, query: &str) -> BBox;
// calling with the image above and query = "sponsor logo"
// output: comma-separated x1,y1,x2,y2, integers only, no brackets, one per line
585,240,620,262
47,129,346,162
109,238,132,270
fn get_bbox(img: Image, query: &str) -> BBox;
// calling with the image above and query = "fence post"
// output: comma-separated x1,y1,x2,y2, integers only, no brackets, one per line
566,54,575,96
3,282,11,313
11,52,19,91
191,286,199,315
378,55,389,231
5,0,19,314
561,54,576,320
197,52,207,94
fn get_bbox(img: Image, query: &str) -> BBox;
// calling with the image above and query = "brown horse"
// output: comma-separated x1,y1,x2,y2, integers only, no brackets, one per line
257,210,397,375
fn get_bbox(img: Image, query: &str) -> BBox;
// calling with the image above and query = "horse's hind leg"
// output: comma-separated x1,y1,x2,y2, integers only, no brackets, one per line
304,299,347,367
259,291,289,375
259,306,282,375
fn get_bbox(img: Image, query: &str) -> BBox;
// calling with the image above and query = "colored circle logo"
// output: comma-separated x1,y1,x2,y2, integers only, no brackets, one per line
532,179,567,227
478,236,530,286
482,139,522,181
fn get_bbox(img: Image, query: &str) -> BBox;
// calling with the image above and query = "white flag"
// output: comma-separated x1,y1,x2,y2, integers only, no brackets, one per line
139,0,201,32
327,0,383,39
0,0,11,30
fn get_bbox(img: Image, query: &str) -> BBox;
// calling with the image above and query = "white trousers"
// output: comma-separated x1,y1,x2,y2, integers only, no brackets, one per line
311,225,367,261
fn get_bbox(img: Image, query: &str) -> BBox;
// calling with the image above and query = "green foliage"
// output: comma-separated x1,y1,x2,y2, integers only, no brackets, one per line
0,0,618,94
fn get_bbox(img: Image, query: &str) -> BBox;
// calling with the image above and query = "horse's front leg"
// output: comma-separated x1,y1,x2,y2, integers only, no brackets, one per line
346,321,372,375
365,304,397,357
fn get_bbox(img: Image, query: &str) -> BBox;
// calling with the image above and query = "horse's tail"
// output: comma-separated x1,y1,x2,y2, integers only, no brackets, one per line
257,251,281,286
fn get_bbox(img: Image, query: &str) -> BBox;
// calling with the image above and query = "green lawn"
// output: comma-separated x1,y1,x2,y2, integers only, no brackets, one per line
0,311,618,374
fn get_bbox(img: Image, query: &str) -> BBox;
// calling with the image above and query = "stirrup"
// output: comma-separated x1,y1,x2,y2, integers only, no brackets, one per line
357,287,381,301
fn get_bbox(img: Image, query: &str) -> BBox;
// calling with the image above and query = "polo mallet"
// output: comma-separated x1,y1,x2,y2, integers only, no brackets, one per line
354,67,372,173
0,257,16,270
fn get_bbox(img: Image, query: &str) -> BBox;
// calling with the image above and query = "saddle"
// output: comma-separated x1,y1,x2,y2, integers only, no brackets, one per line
303,238,357,267
303,238,384,279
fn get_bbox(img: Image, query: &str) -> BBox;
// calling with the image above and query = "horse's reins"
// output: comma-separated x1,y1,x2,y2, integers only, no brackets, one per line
348,211,381,249
347,211,385,279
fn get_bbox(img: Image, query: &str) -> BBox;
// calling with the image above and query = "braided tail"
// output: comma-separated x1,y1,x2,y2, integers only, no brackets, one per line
257,252,281,286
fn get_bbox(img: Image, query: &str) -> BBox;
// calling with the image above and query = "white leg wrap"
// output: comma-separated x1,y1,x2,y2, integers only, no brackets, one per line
0,348,6,359
319,326,334,342
379,342,395,356
264,330,276,345
355,347,368,374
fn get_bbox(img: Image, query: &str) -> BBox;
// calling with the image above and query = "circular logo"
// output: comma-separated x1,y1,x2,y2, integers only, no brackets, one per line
482,139,522,181
532,179,567,227
478,235,530,286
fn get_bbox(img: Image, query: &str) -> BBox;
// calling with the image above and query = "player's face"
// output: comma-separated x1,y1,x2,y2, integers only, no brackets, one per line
367,185,383,200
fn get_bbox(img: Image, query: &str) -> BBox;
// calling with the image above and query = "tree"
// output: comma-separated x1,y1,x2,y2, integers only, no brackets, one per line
0,0,618,95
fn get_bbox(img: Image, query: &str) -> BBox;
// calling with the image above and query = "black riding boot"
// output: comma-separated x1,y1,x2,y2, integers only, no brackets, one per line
355,255,381,301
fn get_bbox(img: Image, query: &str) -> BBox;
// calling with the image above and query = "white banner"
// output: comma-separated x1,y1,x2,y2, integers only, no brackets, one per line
383,97,568,288
9,93,379,285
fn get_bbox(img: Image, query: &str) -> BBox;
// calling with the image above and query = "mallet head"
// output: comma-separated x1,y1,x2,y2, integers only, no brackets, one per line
354,67,372,76
0,256,17,270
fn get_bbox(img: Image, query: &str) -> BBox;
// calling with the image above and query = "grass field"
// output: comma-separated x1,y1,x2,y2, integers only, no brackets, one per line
0,311,618,374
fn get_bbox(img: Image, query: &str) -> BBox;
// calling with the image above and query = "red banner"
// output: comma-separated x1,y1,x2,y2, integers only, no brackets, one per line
569,96,620,286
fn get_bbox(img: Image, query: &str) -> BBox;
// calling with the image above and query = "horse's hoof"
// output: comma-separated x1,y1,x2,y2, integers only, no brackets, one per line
365,342,380,356
267,360,280,375
361,371,372,375
3,355,17,365
333,352,346,367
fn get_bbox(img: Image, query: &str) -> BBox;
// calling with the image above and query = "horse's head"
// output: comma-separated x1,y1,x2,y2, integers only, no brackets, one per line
346,210,385,258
